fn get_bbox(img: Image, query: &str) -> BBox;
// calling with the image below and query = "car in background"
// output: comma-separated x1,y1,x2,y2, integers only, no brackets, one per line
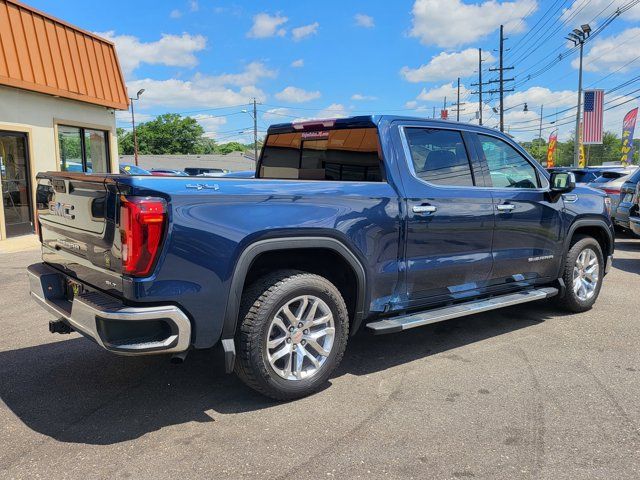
150,169,189,177
548,166,628,184
184,167,228,176
586,167,637,226
615,167,640,232
119,163,151,175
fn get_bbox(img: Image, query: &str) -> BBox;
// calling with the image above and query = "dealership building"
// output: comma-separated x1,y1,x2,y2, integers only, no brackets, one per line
0,0,128,240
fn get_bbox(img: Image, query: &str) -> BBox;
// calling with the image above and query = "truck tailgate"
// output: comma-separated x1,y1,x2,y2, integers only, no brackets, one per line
36,172,124,294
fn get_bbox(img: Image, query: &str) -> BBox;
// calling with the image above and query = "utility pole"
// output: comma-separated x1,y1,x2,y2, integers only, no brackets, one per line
432,106,436,119
567,25,591,166
456,77,461,121
488,25,514,132
471,48,486,125
538,104,544,141
253,98,258,163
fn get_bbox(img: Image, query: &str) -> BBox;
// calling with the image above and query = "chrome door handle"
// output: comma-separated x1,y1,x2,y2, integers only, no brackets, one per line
413,205,437,214
496,204,516,212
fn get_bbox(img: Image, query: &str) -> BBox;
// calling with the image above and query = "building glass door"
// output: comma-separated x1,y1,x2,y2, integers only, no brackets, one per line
0,132,33,237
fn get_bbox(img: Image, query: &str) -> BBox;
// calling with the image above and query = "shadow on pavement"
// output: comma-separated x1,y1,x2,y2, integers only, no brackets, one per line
0,302,557,445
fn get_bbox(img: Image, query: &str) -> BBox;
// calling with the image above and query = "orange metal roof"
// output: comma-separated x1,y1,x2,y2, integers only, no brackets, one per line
0,0,129,110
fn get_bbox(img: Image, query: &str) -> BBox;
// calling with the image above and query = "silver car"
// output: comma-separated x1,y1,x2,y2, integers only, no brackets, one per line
587,167,638,222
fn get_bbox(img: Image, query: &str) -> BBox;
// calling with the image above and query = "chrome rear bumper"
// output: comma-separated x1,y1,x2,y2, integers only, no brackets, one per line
28,263,191,355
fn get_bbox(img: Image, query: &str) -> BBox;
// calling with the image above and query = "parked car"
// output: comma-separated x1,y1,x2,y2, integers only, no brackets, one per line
614,167,640,232
184,167,228,176
548,166,627,184
119,163,151,175
586,167,637,225
150,169,189,176
29,116,614,400
220,170,255,178
629,191,640,236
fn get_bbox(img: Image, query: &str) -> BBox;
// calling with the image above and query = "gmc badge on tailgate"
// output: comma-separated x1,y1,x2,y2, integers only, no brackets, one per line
48,201,75,220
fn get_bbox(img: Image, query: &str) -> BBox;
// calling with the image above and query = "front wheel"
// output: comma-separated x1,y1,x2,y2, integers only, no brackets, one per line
235,270,349,400
555,235,604,313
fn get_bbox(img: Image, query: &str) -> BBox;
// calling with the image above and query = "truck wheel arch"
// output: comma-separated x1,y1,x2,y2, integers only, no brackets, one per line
221,237,368,341
562,219,613,267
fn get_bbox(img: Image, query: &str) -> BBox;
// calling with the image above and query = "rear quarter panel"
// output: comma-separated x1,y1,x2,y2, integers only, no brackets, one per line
120,177,401,348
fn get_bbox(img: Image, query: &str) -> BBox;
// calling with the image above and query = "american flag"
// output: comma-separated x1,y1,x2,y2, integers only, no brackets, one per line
583,89,604,144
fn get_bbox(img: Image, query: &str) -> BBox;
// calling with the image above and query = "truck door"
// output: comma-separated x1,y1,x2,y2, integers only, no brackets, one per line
471,132,564,285
394,124,495,306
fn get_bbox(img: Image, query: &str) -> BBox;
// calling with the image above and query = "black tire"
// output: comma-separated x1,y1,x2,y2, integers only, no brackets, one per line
555,235,604,313
234,270,349,400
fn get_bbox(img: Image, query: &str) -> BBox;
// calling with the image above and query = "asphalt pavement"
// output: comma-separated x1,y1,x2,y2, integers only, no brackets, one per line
1,236,639,479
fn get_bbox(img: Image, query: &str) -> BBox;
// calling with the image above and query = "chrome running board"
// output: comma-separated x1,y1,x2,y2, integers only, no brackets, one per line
366,287,558,335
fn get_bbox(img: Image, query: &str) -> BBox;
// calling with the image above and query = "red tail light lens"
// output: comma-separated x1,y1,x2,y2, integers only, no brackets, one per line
120,196,167,277
602,188,621,197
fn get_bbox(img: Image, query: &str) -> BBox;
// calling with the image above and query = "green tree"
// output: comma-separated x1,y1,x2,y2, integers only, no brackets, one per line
134,114,204,154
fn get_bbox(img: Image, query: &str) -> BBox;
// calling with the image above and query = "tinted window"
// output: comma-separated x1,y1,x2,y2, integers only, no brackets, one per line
628,167,640,183
404,128,474,186
58,125,109,173
478,134,540,189
260,128,382,181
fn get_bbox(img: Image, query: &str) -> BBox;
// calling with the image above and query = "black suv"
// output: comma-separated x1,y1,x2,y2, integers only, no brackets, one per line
615,167,640,232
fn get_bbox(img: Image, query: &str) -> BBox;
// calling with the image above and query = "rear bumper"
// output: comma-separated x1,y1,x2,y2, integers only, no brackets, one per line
27,263,191,355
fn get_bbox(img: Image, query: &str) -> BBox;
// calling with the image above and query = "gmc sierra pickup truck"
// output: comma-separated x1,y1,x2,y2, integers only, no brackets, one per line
29,116,614,399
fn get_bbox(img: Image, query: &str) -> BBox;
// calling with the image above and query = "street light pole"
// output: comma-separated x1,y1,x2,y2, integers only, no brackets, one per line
129,89,145,166
253,98,258,162
567,24,591,167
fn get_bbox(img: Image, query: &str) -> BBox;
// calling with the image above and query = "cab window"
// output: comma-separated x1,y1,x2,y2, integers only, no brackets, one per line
478,134,540,189
404,128,474,186
260,128,383,181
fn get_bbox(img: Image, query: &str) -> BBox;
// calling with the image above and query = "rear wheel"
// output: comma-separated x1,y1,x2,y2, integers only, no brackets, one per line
555,235,604,312
235,270,349,400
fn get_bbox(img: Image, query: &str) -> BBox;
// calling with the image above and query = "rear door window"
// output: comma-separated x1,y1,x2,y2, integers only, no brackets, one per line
404,128,475,186
260,128,383,181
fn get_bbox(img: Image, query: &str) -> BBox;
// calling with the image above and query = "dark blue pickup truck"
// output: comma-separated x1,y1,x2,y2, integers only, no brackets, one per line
29,116,614,399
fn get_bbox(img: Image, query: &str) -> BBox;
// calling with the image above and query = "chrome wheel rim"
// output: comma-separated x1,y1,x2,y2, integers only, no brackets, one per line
266,295,335,381
573,248,599,301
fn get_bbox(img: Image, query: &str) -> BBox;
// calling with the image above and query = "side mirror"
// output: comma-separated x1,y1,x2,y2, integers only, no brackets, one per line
549,171,576,194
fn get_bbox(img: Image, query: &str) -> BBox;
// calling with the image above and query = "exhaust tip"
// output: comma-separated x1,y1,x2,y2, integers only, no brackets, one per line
170,351,188,364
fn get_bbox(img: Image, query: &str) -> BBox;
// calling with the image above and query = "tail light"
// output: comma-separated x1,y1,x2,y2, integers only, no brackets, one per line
602,188,621,197
120,196,167,277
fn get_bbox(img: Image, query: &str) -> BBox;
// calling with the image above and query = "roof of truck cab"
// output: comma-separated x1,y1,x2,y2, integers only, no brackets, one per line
266,115,509,137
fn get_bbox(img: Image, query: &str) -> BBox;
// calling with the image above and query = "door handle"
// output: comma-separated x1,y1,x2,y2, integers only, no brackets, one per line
413,205,437,214
496,203,516,212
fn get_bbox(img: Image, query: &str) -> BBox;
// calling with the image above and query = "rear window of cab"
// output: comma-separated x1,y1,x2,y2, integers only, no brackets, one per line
259,128,383,181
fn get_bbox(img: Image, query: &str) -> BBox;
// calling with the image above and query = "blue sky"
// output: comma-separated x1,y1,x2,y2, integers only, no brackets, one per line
28,0,640,142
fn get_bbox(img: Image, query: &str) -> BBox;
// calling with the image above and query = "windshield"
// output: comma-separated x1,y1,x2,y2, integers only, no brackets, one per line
120,164,150,175
260,128,383,181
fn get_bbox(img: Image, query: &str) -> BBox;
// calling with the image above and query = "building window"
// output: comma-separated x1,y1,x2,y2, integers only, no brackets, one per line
58,125,110,173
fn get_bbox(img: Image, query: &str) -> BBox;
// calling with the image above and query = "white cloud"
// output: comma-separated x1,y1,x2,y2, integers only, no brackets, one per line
275,86,321,103
401,48,496,83
170,9,182,19
416,82,471,102
292,22,319,41
263,107,293,120
98,31,207,77
189,0,199,12
561,0,640,25
354,13,375,28
314,103,349,119
409,0,537,48
247,13,288,38
193,114,227,138
575,28,640,72
504,86,576,109
291,59,304,68
351,93,377,101
125,62,276,109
